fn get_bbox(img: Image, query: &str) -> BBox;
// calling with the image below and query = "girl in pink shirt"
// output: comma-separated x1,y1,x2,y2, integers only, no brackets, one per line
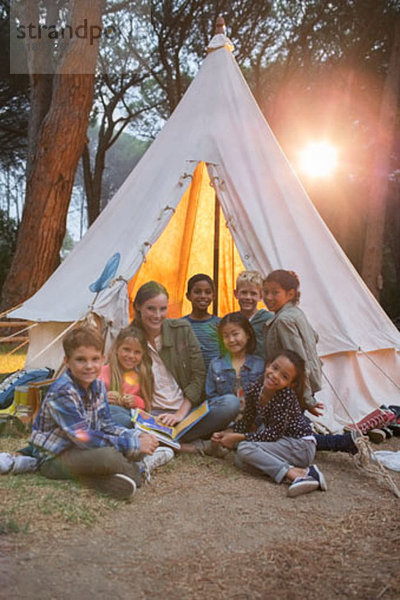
100,327,153,428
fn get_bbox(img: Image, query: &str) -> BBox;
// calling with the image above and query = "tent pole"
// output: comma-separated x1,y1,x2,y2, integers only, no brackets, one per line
213,193,220,315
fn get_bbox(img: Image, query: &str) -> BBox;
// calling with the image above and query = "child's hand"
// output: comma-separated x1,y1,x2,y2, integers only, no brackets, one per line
121,393,136,409
107,391,120,405
216,432,245,449
308,402,325,417
157,413,182,427
211,431,225,442
139,433,159,455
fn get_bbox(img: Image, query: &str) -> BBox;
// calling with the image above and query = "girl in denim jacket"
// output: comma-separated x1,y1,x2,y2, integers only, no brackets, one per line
206,312,265,413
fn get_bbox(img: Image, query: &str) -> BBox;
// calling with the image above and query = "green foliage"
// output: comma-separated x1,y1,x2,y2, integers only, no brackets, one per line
0,0,29,167
60,230,75,261
0,208,18,295
101,132,150,204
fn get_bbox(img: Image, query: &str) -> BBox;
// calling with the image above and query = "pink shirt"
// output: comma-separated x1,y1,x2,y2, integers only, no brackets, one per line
99,365,146,410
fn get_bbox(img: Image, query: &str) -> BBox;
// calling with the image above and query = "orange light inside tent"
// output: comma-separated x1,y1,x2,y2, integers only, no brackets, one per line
128,162,245,319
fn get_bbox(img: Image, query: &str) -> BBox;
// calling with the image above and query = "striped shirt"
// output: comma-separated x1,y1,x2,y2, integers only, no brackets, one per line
183,315,221,371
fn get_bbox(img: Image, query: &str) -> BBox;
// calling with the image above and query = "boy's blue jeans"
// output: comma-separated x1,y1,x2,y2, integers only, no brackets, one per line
109,405,133,428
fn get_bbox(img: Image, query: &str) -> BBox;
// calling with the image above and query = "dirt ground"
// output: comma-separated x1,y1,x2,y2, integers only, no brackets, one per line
2,437,400,600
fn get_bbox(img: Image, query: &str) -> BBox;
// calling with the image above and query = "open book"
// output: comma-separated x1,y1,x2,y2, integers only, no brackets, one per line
131,402,209,449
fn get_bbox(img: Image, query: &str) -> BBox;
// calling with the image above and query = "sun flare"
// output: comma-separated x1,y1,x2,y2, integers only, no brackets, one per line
299,142,338,178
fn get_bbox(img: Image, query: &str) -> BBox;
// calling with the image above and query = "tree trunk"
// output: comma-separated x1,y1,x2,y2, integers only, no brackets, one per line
1,0,104,310
361,17,400,299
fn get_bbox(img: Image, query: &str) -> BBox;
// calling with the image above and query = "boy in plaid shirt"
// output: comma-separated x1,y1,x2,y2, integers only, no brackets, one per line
31,326,158,500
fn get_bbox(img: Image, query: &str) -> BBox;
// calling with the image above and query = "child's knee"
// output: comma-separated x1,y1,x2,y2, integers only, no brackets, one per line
236,440,254,460
221,394,241,418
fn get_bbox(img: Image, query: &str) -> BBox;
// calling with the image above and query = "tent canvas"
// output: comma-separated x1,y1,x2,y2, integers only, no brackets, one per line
8,32,400,432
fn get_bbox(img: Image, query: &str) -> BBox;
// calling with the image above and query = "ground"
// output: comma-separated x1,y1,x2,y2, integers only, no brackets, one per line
1,436,400,600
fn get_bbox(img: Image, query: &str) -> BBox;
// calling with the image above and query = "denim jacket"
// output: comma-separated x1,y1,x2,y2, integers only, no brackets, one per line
206,354,265,399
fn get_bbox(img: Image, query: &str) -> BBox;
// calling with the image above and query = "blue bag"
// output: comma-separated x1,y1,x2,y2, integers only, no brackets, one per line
0,368,54,410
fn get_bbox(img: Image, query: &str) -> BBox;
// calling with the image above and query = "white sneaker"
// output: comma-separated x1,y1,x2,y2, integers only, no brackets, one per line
12,456,39,474
88,473,137,501
142,446,174,480
0,452,15,474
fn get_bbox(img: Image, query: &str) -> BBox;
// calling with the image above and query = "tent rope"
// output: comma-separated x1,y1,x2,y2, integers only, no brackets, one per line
322,369,400,498
0,301,25,319
6,338,29,356
27,320,79,365
358,346,400,392
0,322,37,342
322,370,359,429
353,436,400,498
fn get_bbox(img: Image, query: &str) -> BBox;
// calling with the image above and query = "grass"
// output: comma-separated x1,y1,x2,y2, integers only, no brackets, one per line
0,342,27,375
0,346,129,535
0,431,234,537
0,435,121,535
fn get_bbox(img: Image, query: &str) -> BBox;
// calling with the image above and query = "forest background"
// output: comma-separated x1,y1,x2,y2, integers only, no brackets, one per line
0,0,399,319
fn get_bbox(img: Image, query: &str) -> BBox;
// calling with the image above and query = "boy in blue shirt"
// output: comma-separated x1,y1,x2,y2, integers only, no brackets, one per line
183,273,221,371
31,326,158,500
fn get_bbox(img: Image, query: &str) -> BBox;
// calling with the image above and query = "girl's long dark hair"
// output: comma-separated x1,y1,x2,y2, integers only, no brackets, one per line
218,311,256,355
267,349,305,404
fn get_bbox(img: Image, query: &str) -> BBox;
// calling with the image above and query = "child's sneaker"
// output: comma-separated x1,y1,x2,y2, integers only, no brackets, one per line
287,475,319,497
194,439,230,458
87,473,137,500
388,422,400,436
381,426,394,439
307,464,328,491
345,408,396,435
367,428,386,444
142,446,174,480
12,456,39,474
0,452,15,474
287,464,327,498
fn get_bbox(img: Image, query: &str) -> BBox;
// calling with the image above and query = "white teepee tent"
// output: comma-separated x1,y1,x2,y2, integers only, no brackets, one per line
8,30,400,431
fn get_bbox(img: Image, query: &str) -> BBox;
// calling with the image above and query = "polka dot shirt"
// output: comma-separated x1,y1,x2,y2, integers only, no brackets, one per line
233,379,313,442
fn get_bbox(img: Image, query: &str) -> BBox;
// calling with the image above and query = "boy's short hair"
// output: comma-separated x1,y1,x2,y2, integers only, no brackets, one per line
235,270,263,290
187,273,215,294
63,326,104,358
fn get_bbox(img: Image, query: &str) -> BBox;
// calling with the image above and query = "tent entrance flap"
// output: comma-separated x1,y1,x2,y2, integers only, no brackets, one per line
127,162,245,317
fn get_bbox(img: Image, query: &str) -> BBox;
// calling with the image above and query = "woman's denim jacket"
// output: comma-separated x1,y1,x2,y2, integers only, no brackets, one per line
205,354,265,399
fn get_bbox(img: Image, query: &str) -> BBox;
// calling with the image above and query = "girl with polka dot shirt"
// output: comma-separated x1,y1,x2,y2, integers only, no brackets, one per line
212,349,327,497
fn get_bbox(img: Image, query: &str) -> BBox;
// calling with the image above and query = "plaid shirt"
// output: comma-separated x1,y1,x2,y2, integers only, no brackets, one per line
30,370,141,457
233,379,313,442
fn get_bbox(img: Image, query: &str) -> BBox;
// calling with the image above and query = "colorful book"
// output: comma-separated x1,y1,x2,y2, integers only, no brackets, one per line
131,401,210,449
